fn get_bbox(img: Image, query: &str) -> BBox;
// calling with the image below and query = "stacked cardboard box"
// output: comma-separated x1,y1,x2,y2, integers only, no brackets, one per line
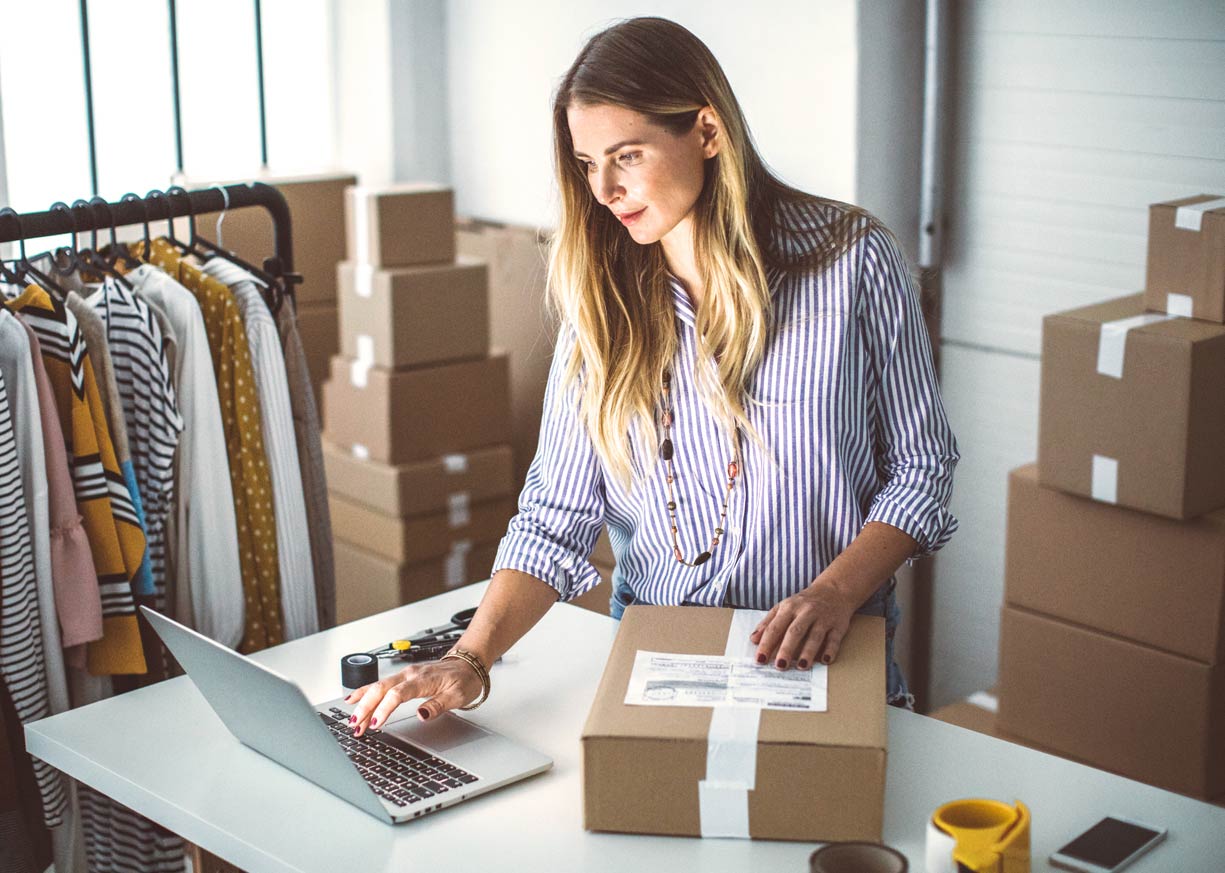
190,172,358,407
323,185,517,623
998,195,1225,799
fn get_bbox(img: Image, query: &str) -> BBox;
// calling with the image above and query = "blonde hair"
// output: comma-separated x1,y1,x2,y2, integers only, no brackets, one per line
549,17,874,488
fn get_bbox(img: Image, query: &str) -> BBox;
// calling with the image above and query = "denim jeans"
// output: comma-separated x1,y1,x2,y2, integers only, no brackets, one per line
609,573,913,709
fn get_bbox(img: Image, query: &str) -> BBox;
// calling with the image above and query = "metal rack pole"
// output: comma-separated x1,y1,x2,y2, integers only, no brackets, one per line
0,183,294,274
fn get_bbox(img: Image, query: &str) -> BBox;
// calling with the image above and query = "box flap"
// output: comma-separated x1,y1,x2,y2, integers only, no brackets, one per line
1045,292,1225,345
581,606,885,751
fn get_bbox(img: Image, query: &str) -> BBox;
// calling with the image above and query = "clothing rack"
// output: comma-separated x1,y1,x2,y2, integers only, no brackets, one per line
0,183,296,281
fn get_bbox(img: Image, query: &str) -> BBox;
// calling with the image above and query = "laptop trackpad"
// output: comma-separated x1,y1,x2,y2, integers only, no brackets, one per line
385,712,491,753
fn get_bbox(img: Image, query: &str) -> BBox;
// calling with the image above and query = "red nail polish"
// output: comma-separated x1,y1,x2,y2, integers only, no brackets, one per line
370,716,379,728
756,654,766,665
798,659,809,669
776,659,787,669
349,715,356,724
418,707,429,720
822,654,832,664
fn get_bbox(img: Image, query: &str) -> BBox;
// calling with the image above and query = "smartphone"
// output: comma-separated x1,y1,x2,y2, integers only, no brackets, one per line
1050,815,1168,872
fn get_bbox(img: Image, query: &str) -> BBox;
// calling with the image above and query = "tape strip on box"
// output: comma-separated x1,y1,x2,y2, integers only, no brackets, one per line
352,187,372,264
1175,197,1225,232
1096,313,1176,379
1091,454,1118,504
447,492,472,528
966,691,999,713
444,540,473,590
697,608,764,839
352,443,370,461
355,264,376,299
1166,293,1194,318
442,453,469,474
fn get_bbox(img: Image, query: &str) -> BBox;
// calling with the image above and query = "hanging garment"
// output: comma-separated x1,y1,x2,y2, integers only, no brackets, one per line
66,291,156,600
0,673,52,873
18,317,102,652
202,259,317,639
275,297,336,630
3,285,147,675
140,241,284,651
0,310,71,720
88,277,184,613
0,367,65,827
123,262,243,648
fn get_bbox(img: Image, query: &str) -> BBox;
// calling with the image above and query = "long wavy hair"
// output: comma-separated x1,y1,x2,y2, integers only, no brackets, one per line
549,17,874,488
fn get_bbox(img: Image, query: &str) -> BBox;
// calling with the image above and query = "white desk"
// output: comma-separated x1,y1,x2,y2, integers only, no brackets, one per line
26,583,1225,872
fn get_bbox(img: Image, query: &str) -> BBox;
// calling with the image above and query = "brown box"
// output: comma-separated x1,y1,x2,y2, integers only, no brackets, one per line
329,493,514,565
456,221,551,485
1038,293,1225,519
345,184,455,267
582,607,886,841
296,301,339,405
323,440,514,517
191,172,356,306
997,605,1225,798
1145,194,1225,323
1007,464,1225,663
322,353,511,464
337,258,488,368
334,539,498,624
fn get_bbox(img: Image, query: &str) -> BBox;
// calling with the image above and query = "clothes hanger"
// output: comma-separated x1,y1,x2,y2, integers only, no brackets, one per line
187,184,285,313
4,204,73,298
92,195,144,271
119,192,153,262
72,198,137,291
0,208,22,285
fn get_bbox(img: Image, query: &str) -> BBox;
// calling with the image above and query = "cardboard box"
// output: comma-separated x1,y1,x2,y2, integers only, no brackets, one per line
1145,194,1225,323
322,353,511,464
1006,464,1225,662
337,258,488,368
345,184,455,267
456,221,551,486
296,301,339,406
323,440,514,517
334,539,498,624
329,493,514,565
1038,293,1225,519
191,172,356,306
997,605,1225,798
582,607,886,841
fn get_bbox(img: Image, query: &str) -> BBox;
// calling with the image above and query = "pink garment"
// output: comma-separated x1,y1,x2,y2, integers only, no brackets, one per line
21,320,102,649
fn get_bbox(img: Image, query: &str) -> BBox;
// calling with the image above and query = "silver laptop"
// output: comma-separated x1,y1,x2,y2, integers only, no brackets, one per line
140,606,552,823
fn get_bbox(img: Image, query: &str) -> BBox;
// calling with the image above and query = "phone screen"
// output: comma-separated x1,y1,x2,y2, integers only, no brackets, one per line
1057,817,1161,867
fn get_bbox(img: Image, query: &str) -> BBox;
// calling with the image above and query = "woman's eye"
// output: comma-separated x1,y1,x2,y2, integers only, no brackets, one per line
618,152,642,165
581,160,597,173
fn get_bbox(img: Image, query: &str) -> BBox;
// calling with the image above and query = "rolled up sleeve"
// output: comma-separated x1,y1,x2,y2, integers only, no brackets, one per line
858,225,960,557
491,328,605,600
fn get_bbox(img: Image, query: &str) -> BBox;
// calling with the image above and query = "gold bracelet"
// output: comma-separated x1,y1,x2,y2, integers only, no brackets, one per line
442,648,491,710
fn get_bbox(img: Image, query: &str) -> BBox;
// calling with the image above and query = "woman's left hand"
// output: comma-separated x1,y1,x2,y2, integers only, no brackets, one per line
749,579,859,670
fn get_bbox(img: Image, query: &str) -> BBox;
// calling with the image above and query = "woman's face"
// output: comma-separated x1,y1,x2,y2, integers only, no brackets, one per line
567,102,717,248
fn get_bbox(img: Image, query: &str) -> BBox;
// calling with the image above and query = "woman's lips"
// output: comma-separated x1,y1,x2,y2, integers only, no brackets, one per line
617,207,646,225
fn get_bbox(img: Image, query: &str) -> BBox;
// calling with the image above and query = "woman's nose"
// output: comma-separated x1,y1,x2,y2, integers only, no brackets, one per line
594,169,621,206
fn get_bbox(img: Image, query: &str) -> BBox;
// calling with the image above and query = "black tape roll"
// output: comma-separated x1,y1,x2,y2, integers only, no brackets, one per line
341,653,379,689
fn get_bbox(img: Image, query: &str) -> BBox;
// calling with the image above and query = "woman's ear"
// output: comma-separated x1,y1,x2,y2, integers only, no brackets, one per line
696,106,722,159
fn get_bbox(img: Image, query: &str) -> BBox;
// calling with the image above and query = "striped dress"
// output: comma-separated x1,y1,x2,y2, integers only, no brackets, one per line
2,286,148,675
493,204,959,609
0,366,65,826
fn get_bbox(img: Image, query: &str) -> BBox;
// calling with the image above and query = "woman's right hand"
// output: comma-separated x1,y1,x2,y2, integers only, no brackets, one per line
345,658,484,736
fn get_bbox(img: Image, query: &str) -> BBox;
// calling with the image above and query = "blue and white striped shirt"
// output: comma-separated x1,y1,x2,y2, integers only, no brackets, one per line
492,205,959,610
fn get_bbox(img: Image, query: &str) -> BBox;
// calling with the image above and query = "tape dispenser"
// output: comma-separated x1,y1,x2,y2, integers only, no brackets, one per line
925,798,1030,873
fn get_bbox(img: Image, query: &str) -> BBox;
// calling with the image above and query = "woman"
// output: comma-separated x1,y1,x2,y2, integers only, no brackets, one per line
347,17,957,733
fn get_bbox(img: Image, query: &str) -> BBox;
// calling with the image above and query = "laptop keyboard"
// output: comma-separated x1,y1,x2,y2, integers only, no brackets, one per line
318,709,479,808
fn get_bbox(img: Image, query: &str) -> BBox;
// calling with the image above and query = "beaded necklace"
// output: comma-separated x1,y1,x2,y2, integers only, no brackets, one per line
659,368,741,567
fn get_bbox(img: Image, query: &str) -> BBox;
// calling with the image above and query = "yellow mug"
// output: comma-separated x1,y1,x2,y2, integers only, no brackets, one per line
925,798,1030,873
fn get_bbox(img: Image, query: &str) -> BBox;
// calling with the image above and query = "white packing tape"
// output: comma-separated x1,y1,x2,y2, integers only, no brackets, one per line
1166,293,1194,318
442,453,469,474
1096,313,1175,379
697,608,767,839
966,691,999,713
349,357,372,388
355,264,376,299
447,492,472,528
356,334,375,365
925,820,959,873
444,540,473,590
352,443,370,461
1092,454,1118,504
352,187,372,264
1175,197,1225,232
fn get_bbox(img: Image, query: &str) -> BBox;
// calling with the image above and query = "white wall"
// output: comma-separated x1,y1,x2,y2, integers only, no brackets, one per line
442,0,859,229
931,0,1225,707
